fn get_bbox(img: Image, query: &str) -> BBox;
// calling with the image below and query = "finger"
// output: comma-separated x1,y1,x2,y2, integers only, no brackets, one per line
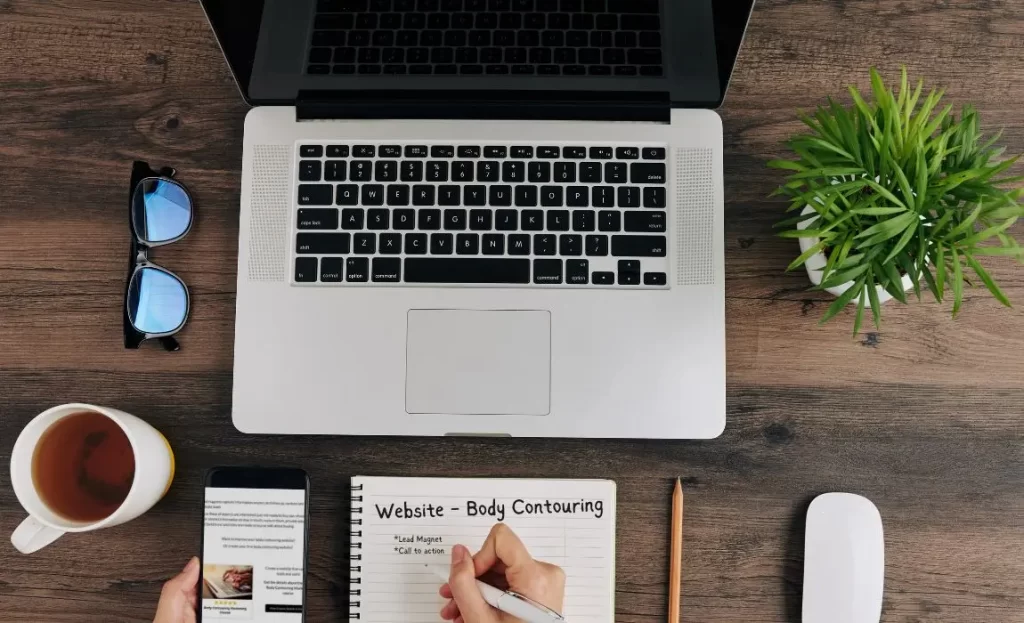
473,523,534,579
440,583,453,599
178,557,200,594
439,598,460,620
448,544,494,622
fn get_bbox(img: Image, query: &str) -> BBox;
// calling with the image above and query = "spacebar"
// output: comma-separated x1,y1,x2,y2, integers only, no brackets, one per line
404,258,531,284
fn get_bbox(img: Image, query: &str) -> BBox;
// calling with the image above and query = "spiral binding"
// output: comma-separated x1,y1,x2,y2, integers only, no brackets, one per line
350,483,364,620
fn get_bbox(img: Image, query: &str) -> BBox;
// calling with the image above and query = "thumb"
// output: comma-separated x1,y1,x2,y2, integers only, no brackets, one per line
168,557,200,593
448,545,495,622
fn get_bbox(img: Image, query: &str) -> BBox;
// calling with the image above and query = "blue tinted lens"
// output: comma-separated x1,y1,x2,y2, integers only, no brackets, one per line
133,179,192,243
127,267,188,335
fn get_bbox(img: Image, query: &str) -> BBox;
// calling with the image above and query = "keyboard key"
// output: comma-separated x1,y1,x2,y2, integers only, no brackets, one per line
464,186,487,206
612,235,667,257
484,146,507,158
515,185,539,207
296,232,351,254
431,145,455,157
354,232,376,254
405,258,531,283
372,257,401,282
496,209,518,230
534,233,556,255
563,147,586,159
379,232,402,254
521,210,544,231
528,162,551,183
295,257,318,282
387,184,410,206
413,185,435,206
299,160,322,181
502,161,525,182
300,145,323,158
592,186,614,208
353,145,375,157
589,146,613,159
456,233,479,255
483,233,504,255
341,208,365,229
320,257,343,282
427,161,448,181
469,210,491,232
559,234,582,256
566,186,588,207
393,209,415,230
361,184,385,205
625,211,666,232
405,145,428,157
452,161,474,182
477,160,500,182
540,186,563,207
489,185,513,206
533,259,562,284
325,160,347,181
615,146,640,159
346,257,369,282
297,208,339,229
617,259,640,284
509,233,531,255
326,145,349,157
546,210,570,231
643,187,666,208
617,186,640,208
554,162,576,183
430,233,453,254
419,209,441,230
430,185,455,206
580,162,601,183
642,147,666,159
631,162,667,183
605,162,626,183
592,270,614,285
566,259,589,284
350,160,372,181
538,146,560,158
644,271,667,286
367,208,390,230
336,184,358,205
298,184,333,205
399,161,423,182
585,234,608,256
598,210,621,231
457,146,481,158
444,209,467,230
511,146,533,158
380,145,402,157
572,210,595,232
405,232,427,254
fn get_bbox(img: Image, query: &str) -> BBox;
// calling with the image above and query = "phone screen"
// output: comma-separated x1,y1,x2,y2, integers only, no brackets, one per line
200,469,308,621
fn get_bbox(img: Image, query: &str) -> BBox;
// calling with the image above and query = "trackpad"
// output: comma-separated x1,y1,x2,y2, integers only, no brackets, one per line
406,310,551,416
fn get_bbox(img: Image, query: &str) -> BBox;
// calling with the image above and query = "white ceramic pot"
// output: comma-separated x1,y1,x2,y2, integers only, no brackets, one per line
797,206,913,303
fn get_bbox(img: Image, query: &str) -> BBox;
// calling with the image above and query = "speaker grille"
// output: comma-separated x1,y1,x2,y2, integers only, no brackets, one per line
248,145,291,282
673,148,715,286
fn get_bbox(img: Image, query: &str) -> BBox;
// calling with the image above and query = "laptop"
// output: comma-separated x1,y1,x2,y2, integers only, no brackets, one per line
201,0,755,438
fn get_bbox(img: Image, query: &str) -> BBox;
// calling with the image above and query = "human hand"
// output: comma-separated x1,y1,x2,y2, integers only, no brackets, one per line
153,557,199,623
440,523,566,623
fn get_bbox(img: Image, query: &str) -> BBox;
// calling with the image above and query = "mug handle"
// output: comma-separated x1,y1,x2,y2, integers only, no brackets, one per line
11,517,64,554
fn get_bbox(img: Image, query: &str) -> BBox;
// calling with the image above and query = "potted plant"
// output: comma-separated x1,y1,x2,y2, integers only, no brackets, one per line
769,68,1024,334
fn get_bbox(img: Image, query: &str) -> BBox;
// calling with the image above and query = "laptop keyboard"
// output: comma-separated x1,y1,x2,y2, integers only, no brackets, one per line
307,0,663,77
293,142,669,287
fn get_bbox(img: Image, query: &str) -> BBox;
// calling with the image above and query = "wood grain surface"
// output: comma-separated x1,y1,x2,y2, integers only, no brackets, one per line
1,1,1022,621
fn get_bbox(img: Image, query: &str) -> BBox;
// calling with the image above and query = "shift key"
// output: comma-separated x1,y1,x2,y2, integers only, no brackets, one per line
296,233,350,254
612,235,667,257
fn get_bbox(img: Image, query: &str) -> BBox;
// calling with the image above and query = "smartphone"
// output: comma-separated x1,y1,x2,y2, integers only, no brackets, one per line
198,467,310,622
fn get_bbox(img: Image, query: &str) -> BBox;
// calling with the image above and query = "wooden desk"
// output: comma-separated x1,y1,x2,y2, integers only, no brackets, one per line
1,1,1021,621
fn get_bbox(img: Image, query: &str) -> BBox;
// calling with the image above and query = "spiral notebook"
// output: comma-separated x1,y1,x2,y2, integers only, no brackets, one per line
349,476,617,622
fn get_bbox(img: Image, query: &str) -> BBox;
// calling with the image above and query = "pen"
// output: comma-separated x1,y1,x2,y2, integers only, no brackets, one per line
426,564,565,623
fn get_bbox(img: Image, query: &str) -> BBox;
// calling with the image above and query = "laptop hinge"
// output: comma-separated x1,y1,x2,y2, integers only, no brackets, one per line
295,90,670,123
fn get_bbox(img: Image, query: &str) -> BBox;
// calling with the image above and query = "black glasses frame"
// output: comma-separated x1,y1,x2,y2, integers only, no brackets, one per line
123,161,194,351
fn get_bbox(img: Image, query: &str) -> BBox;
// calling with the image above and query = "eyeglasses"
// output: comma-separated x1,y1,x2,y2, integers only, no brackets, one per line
123,161,194,351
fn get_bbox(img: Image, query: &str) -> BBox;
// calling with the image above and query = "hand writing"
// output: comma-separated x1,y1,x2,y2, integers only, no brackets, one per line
440,523,565,622
153,557,199,623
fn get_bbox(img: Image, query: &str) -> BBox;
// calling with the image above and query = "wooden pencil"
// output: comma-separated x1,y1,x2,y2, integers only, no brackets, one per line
669,477,684,622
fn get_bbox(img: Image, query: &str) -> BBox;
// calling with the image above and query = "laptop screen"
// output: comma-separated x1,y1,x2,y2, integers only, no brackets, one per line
201,0,755,109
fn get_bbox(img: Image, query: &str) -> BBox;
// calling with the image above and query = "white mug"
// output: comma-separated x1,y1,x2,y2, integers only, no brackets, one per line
10,403,175,554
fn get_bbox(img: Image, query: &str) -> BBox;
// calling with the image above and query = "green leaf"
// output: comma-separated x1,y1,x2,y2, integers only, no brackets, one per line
820,262,871,289
820,278,866,325
853,286,867,336
935,242,946,300
767,160,807,172
867,273,882,328
787,239,829,271
862,179,908,208
965,254,1012,307
850,206,908,215
891,162,916,211
943,204,983,240
921,264,941,301
883,218,920,264
854,211,918,244
951,247,964,317
778,229,830,239
971,245,1024,258
881,260,909,304
960,219,1018,247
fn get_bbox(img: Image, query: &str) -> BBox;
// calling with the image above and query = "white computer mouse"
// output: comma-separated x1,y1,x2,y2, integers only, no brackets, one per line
802,492,885,623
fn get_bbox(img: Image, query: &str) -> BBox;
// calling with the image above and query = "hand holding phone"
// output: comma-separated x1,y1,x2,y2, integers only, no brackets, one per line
198,467,309,622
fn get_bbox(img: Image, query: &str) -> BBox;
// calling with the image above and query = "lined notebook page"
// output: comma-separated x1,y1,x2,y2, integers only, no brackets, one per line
351,477,616,622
